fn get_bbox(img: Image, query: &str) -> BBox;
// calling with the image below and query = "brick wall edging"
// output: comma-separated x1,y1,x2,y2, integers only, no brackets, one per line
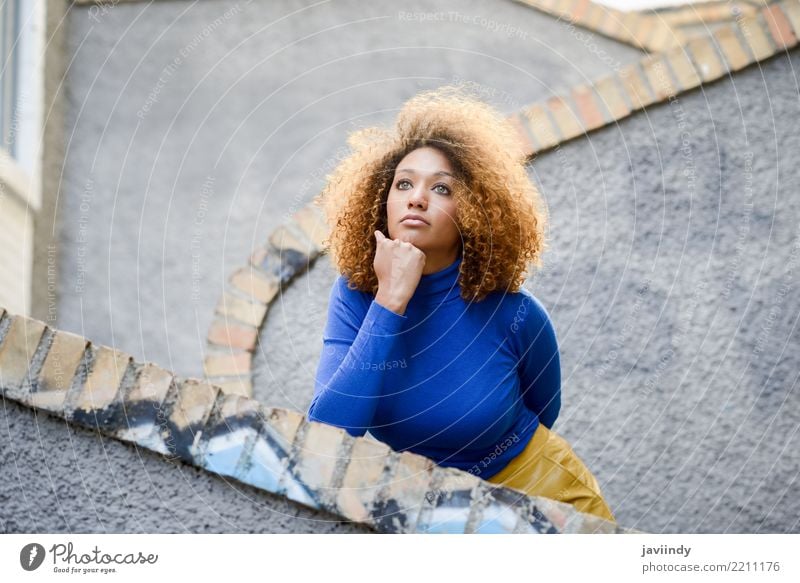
202,205,328,396
513,0,774,52
510,1,800,157
0,306,632,533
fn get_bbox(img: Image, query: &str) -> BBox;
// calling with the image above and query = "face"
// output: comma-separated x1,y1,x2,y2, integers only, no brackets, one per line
385,146,461,260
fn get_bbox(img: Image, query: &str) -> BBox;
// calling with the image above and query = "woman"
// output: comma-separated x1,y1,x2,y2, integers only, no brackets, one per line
307,85,615,523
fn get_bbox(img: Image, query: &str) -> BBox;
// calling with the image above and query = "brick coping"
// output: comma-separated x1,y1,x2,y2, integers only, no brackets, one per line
513,0,774,52
0,306,630,533
509,0,799,156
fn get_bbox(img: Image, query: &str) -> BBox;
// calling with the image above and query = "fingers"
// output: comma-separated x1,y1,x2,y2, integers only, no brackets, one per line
375,229,421,251
375,230,395,247
375,230,401,246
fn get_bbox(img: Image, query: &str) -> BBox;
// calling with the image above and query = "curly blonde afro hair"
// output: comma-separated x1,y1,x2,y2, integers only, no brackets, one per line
314,84,549,302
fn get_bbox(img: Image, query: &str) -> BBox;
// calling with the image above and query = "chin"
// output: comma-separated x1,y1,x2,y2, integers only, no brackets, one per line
399,232,427,244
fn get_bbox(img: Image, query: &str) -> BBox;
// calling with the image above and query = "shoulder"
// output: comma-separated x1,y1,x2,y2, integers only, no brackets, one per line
493,287,554,337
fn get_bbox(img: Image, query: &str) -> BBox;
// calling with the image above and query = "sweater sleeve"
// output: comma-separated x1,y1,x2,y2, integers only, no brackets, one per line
510,291,562,429
307,276,407,437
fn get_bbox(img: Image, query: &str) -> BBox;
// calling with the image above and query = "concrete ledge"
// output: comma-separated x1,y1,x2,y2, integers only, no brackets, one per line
0,306,633,534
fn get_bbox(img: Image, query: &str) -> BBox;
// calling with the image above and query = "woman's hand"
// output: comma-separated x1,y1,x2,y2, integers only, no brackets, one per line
373,230,426,316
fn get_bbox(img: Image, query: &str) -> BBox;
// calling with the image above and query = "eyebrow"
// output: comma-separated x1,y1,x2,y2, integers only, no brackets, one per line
396,168,454,178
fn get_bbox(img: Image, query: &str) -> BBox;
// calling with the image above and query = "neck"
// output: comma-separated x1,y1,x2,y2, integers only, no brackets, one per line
409,252,463,306
422,249,461,275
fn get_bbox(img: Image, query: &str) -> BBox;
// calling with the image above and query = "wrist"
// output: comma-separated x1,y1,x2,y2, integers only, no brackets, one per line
375,288,408,316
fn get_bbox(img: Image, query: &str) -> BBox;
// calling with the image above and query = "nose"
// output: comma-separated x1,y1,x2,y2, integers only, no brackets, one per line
407,184,428,209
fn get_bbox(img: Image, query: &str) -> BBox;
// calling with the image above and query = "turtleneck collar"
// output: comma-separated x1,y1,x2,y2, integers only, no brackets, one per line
410,254,463,305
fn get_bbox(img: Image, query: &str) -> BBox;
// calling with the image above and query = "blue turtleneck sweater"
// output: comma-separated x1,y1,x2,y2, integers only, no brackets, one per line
307,255,561,480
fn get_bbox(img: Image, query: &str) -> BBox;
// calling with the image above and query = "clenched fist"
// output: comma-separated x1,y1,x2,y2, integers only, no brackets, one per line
373,230,426,316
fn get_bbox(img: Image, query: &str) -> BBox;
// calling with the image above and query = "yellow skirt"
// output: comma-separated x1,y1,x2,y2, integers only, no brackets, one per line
487,422,616,523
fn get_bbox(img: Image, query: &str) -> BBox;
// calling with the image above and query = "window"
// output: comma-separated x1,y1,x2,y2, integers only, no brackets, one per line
0,0,21,160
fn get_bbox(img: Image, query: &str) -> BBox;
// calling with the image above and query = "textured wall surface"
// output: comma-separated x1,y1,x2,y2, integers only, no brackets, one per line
524,48,800,534
0,397,372,533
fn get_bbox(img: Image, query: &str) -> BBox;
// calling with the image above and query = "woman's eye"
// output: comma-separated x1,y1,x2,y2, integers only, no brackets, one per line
395,179,449,194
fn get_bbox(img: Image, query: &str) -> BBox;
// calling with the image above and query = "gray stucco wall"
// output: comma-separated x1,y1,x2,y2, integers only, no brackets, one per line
0,398,371,533
524,49,800,534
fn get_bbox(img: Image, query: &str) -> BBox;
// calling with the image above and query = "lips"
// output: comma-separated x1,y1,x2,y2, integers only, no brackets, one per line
401,214,429,225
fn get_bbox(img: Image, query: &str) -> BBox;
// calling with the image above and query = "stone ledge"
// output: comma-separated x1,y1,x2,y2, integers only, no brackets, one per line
0,306,634,533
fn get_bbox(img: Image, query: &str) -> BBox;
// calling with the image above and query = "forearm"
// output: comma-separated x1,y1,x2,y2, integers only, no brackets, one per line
308,299,406,436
